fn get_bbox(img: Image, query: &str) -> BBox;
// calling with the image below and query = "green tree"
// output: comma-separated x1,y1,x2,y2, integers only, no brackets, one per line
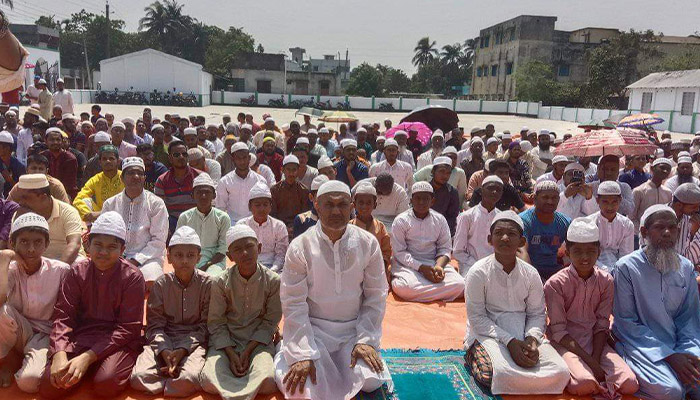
377,64,411,94
412,37,438,67
139,0,193,55
35,15,63,30
514,61,559,103
440,43,462,65
346,63,382,96
204,26,255,78
256,44,265,53
650,50,700,72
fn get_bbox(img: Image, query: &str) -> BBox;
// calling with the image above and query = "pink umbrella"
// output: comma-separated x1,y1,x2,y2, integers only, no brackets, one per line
385,122,432,146
553,128,658,157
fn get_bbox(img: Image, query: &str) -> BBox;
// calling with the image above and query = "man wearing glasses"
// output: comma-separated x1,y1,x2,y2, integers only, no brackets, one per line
154,141,202,234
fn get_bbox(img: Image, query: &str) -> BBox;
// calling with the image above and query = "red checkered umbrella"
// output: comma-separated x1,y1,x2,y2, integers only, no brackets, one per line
553,128,659,157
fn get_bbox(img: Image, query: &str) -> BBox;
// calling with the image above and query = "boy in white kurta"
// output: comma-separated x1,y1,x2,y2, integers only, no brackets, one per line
464,211,570,395
0,213,69,393
274,180,393,400
585,181,634,271
391,181,464,302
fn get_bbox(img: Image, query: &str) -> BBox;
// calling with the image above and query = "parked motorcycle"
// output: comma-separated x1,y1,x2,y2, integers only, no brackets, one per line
241,94,257,106
268,96,286,108
336,100,351,110
378,102,395,111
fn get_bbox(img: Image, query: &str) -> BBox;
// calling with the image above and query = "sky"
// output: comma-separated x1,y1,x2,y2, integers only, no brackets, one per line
4,0,700,74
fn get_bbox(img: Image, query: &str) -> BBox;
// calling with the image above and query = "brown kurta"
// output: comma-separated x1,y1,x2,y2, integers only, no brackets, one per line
350,217,393,269
270,180,309,227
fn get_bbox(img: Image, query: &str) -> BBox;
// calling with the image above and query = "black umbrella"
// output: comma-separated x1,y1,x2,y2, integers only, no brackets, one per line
400,105,459,133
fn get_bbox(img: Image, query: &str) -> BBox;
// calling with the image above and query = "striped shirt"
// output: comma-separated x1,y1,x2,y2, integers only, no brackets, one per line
154,166,201,219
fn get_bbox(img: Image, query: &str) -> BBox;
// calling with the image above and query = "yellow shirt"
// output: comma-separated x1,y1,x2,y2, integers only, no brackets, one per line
46,199,84,260
72,170,124,219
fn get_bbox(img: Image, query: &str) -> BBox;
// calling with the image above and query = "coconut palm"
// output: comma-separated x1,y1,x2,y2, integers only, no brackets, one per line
441,43,462,65
139,0,193,53
0,0,13,9
460,38,477,68
412,37,438,67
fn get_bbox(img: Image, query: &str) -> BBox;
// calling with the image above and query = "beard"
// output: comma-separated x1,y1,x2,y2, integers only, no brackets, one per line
539,142,550,151
678,174,693,184
645,243,680,274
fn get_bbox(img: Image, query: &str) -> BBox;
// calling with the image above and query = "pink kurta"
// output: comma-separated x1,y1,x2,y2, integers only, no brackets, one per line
544,266,638,396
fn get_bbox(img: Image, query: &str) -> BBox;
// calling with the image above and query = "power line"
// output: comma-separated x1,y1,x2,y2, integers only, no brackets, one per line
13,2,71,20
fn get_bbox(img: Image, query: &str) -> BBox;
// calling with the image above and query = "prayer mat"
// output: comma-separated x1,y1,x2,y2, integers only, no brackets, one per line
357,349,502,400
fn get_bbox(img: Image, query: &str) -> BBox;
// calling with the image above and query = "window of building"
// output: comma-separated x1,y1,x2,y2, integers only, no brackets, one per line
319,81,330,96
476,66,482,77
558,64,570,77
509,28,516,41
484,35,490,47
295,80,309,95
256,80,272,93
506,63,513,75
491,65,498,76
313,66,319,72
231,78,245,92
681,92,696,116
641,92,653,113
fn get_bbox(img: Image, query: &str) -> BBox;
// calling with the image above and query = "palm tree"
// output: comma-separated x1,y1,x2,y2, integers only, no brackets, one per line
460,38,476,67
139,0,193,53
0,0,13,9
441,43,462,65
412,37,438,67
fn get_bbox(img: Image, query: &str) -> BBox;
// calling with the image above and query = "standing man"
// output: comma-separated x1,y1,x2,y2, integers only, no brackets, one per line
41,128,78,199
529,130,553,179
274,181,392,399
37,80,53,121
51,78,73,115
17,108,40,166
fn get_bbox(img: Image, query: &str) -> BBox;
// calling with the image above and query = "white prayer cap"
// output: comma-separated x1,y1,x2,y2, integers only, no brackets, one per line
384,138,399,148
188,114,195,119
393,130,408,137
490,210,524,232
357,127,367,133
535,180,559,194
311,175,330,191
226,224,257,247
432,156,452,167
319,127,329,134
502,133,512,139
283,155,300,166
674,182,700,204
57,78,64,83
230,142,249,154
307,128,318,135
122,117,135,125
264,117,274,123
470,137,484,145
412,181,433,194
597,181,621,196
10,212,49,236
652,157,672,167
296,137,310,146
640,204,676,229
654,148,665,158
89,131,110,145
376,136,386,143
81,121,93,128
679,151,691,158
552,155,570,164
564,162,584,173
317,156,334,170
550,133,556,141
520,126,529,132
678,156,692,165
122,157,145,171
151,124,164,132
432,129,444,139
354,182,377,197
520,141,533,152
169,226,201,248
45,127,61,137
17,174,49,189
0,131,13,144
61,113,74,120
482,175,504,186
486,137,498,146
442,146,458,155
193,172,216,189
248,183,272,200
187,147,205,161
538,129,550,137
183,127,197,136
340,139,357,148
91,211,127,241
111,121,126,130
38,78,47,85
470,126,482,134
317,180,351,197
567,217,599,243
241,123,253,131
223,113,231,118
207,123,218,130
495,132,503,139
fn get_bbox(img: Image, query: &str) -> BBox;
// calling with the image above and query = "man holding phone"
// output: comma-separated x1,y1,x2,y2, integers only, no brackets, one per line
557,163,596,219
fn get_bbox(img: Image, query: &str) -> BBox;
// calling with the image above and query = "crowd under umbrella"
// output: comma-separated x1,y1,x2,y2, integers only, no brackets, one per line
384,122,433,146
400,105,459,133
553,128,659,158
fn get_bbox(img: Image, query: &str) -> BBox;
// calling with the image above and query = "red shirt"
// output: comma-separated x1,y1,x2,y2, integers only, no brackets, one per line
41,149,78,199
257,151,283,181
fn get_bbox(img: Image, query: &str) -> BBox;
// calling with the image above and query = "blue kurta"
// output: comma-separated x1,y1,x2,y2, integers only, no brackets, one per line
612,249,700,400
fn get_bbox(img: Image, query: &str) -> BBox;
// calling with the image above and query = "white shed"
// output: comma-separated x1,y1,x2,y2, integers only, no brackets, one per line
627,69,700,133
99,49,213,105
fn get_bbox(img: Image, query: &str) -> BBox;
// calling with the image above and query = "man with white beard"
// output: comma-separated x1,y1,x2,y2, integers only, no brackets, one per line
612,204,700,400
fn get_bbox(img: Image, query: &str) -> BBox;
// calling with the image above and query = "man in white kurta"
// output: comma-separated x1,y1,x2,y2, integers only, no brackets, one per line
556,163,598,219
390,182,465,302
464,211,570,395
101,157,169,282
215,142,268,224
369,139,414,191
453,175,503,278
586,181,634,271
274,181,393,400
416,131,444,170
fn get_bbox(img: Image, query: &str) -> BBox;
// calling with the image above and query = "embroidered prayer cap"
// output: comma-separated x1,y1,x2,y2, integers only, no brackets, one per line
502,133,512,139
296,137,310,145
151,124,164,132
311,175,330,191
0,131,13,144
61,113,74,121
230,142,249,154
412,181,434,194
654,148,665,158
122,157,145,172
597,181,621,196
652,157,672,167
564,162,584,173
490,210,524,232
354,182,377,197
357,127,367,133
567,217,600,243
183,127,197,136
432,129,444,139
98,144,119,156
393,130,408,137
520,141,533,152
283,155,300,166
470,137,484,145
535,180,560,194
193,172,216,189
482,175,504,186
187,148,205,161
94,131,111,144
552,155,570,165
264,117,274,123
486,137,498,146
674,182,700,204
376,136,386,143
317,180,351,198
677,156,692,165
384,138,399,149
319,127,329,134
520,126,529,132
340,139,357,148
432,156,452,167
91,211,127,241
122,117,135,125
317,156,334,170
111,121,126,130
10,212,49,236
226,224,258,247
307,128,318,135
248,183,272,200
470,126,482,134
538,129,550,137
169,226,201,248
241,123,253,131
18,174,49,190
442,146,458,155
640,204,676,229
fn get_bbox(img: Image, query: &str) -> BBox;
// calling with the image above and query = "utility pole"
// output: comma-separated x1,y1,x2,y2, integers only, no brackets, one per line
82,36,92,89
105,0,111,59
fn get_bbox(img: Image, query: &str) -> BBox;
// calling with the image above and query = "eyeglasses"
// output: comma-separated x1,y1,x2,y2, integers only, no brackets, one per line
171,152,187,158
